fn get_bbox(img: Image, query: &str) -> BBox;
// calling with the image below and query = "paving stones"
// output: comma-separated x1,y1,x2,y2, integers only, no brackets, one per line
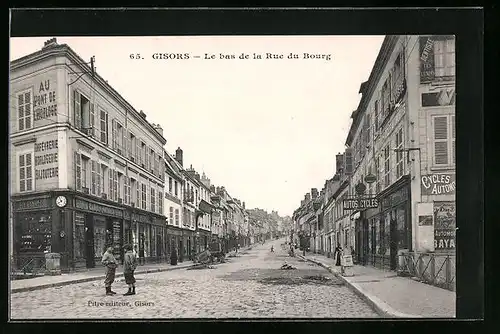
10,241,379,319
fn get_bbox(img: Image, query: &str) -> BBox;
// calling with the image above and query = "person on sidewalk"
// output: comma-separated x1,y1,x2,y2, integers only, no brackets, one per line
122,244,137,296
333,244,342,266
101,246,118,296
270,246,274,252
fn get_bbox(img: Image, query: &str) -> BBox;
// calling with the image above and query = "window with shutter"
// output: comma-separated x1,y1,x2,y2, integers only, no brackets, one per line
433,116,449,165
384,146,391,188
158,191,163,215
97,163,101,196
112,119,117,151
137,140,141,165
108,169,113,199
89,103,95,137
121,124,126,156
17,90,33,131
73,90,82,129
141,183,147,210
75,152,82,191
128,132,133,159
136,181,140,207
19,152,34,192
170,207,174,225
113,170,118,201
91,161,96,195
146,148,151,171
151,187,156,212
99,110,107,144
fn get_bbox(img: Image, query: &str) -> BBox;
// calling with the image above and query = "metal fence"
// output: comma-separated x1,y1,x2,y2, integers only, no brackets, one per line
398,252,456,291
11,254,46,277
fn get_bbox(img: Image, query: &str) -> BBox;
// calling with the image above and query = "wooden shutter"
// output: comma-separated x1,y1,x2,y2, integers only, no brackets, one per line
122,126,127,156
434,116,448,165
90,103,95,137
96,163,101,196
91,161,96,195
108,169,113,199
111,119,117,150
25,153,33,191
75,151,82,191
73,90,81,129
146,147,151,170
128,132,133,159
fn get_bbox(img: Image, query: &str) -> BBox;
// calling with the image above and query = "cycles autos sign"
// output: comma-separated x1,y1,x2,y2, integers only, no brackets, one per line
421,173,456,196
343,197,379,211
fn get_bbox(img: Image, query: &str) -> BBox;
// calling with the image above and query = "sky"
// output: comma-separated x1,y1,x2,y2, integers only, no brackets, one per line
9,35,384,217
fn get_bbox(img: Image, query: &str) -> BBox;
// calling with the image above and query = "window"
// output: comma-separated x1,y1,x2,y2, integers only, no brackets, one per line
158,191,163,214
19,152,34,192
395,128,404,179
149,148,154,172
169,207,174,225
154,152,159,175
141,142,146,167
169,177,173,193
175,208,180,225
434,38,455,77
113,170,119,201
129,132,136,161
73,90,92,133
384,145,391,188
112,120,124,155
151,187,156,212
433,115,455,166
141,183,147,210
17,90,32,131
135,180,140,207
117,172,123,201
81,156,89,191
91,161,97,195
124,176,131,205
174,181,178,196
100,110,108,144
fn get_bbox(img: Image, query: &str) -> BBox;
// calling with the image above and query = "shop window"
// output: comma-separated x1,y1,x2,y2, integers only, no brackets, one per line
17,213,52,253
432,115,455,166
396,206,409,249
19,152,34,192
17,89,32,131
434,38,455,77
73,213,85,260
93,218,106,258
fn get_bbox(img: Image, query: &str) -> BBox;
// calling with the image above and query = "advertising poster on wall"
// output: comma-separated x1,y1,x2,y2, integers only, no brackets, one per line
434,202,456,250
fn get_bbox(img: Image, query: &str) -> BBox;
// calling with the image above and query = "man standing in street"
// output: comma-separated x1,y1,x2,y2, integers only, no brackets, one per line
123,244,137,296
101,246,117,296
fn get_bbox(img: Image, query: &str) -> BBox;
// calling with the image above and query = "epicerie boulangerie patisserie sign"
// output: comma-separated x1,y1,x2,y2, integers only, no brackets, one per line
420,173,456,196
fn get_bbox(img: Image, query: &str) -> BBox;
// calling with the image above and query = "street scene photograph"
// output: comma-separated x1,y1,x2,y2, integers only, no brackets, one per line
9,34,457,320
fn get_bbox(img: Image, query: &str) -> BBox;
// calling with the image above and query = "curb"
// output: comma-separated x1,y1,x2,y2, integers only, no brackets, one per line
11,263,195,294
297,255,422,318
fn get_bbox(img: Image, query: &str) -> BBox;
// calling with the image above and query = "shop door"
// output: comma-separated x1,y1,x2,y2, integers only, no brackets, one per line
178,239,184,262
85,218,95,268
390,211,398,270
156,234,162,258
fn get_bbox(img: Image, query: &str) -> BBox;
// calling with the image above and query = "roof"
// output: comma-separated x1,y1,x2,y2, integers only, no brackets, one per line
10,41,167,145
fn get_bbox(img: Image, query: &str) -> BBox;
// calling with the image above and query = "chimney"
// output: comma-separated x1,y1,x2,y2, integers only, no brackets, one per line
242,202,245,209
210,185,216,193
42,38,58,50
152,123,163,137
305,193,311,202
139,110,147,119
311,188,318,199
175,147,183,167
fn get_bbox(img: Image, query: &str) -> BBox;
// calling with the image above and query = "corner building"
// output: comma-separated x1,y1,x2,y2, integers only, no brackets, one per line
10,39,167,272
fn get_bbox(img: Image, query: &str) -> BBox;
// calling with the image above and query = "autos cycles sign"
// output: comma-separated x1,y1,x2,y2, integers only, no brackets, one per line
421,173,456,196
343,197,379,211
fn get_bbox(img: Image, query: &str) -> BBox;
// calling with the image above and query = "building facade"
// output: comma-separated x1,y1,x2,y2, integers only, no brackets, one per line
10,39,167,271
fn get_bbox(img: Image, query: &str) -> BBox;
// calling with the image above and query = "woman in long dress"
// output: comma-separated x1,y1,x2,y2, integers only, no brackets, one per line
333,244,342,266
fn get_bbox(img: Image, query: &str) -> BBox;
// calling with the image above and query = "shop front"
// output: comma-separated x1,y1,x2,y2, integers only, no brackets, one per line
126,210,167,265
166,226,184,260
372,176,411,270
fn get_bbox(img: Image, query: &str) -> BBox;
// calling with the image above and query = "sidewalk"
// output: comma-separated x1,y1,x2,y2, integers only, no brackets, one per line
10,260,196,294
297,252,456,318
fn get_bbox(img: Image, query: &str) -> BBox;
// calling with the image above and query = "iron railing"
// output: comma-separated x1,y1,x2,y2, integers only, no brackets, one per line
398,252,455,291
11,254,46,277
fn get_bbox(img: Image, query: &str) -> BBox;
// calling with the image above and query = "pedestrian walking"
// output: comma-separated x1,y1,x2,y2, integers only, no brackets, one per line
122,244,137,296
270,246,274,252
101,246,118,296
333,244,342,266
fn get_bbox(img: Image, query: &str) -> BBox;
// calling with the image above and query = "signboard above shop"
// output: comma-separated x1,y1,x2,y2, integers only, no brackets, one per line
343,197,379,211
421,173,456,196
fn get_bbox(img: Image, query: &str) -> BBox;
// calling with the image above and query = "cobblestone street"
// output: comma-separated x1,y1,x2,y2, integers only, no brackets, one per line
10,240,379,319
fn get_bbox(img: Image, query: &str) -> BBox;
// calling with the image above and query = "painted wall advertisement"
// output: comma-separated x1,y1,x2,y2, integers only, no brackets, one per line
33,78,58,128
34,134,59,191
434,202,455,250
419,36,435,83
421,173,456,196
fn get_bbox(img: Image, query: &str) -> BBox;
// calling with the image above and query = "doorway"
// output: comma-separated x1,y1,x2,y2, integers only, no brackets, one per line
178,239,184,262
84,216,95,269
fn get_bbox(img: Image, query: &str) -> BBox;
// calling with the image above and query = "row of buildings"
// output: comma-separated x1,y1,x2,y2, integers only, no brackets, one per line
9,38,272,272
292,35,455,287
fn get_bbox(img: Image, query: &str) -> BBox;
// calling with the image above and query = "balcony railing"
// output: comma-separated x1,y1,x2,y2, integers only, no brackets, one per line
398,252,455,291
